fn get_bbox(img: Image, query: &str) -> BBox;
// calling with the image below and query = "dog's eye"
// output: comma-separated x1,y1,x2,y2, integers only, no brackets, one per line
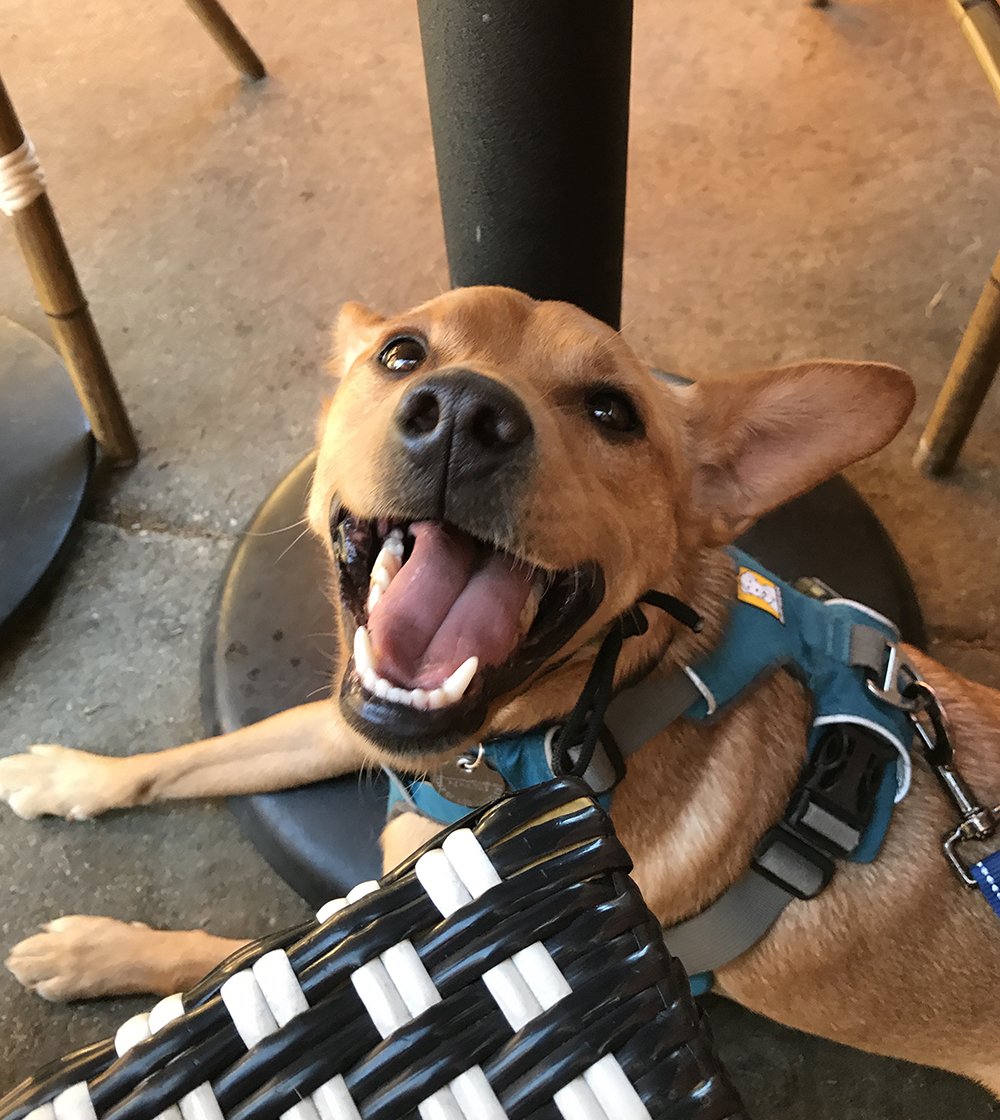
378,336,427,374
586,389,642,436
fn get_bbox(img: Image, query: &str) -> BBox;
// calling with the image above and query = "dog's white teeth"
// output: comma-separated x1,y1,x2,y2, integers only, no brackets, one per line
355,654,479,712
424,687,445,711
441,656,479,702
371,675,393,700
367,531,405,613
414,658,479,711
354,625,376,676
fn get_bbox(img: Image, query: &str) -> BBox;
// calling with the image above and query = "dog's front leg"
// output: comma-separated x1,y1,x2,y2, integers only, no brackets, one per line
3,702,369,1002
6,917,248,1001
0,701,366,821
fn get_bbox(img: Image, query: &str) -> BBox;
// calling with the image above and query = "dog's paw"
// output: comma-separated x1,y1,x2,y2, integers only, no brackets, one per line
0,745,136,820
6,916,153,1001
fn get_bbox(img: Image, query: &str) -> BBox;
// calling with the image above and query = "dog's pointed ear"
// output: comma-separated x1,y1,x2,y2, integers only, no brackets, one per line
333,301,386,373
677,361,915,545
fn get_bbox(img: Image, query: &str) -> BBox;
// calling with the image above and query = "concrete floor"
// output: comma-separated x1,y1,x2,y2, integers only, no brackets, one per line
1,0,999,1113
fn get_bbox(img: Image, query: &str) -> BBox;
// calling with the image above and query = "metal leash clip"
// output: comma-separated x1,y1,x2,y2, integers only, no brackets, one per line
903,678,1000,887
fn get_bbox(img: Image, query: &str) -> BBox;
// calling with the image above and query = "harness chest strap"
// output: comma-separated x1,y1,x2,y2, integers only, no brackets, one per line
603,573,915,981
603,669,826,979
600,669,787,976
591,555,922,985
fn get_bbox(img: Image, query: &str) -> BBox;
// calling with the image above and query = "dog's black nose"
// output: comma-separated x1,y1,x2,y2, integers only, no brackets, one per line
395,369,533,473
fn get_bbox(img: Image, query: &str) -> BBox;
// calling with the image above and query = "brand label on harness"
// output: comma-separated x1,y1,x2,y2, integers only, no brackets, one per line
737,566,785,623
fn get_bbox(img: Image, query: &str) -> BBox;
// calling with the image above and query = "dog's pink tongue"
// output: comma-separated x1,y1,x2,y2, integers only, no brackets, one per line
368,522,534,690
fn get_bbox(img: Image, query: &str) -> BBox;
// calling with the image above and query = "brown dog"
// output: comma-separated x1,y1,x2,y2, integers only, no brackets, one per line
3,286,999,1095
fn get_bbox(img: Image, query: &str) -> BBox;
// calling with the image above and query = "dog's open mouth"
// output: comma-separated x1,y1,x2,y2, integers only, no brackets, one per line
333,511,604,750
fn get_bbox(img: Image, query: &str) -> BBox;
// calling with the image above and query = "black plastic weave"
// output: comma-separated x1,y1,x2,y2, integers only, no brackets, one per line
0,779,748,1120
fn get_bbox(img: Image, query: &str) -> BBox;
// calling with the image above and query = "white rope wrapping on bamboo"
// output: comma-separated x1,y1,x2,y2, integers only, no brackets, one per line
0,137,46,217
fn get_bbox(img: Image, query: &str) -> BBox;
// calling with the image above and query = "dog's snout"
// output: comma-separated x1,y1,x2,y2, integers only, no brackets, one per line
394,370,533,467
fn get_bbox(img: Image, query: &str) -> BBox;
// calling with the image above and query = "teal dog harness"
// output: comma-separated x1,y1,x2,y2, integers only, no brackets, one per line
386,547,916,988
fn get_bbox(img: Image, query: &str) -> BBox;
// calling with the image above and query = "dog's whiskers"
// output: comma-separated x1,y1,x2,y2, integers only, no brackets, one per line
273,524,314,565
244,516,310,538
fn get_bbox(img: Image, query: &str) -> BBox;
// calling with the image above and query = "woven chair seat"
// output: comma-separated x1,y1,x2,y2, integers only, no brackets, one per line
0,779,747,1120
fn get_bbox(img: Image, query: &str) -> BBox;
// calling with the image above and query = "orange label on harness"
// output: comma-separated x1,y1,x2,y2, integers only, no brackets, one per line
737,566,785,623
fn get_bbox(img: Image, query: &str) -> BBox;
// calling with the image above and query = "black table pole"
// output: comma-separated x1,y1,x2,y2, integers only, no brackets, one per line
417,0,632,328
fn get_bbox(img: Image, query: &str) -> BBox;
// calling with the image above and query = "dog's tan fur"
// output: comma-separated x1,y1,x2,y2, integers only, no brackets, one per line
3,287,999,1094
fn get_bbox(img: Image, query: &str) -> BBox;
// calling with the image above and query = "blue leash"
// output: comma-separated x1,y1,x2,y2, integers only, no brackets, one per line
972,853,1000,919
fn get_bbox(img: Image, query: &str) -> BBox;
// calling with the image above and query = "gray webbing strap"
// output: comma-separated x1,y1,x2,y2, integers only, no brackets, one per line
660,870,794,975
849,623,895,675
606,622,898,760
602,665,799,977
604,667,702,758
602,664,803,977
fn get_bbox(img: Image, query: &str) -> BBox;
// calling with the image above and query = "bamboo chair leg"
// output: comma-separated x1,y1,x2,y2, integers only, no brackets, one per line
915,252,1000,477
183,0,267,81
0,73,137,466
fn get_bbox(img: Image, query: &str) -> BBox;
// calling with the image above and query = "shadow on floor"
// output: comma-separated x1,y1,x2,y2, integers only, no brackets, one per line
706,995,998,1117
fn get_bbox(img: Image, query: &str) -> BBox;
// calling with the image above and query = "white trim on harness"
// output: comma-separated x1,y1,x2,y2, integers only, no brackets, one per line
824,597,900,635
812,714,912,801
682,666,717,716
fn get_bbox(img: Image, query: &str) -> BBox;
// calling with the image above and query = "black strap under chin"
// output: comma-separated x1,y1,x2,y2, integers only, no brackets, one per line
555,591,702,779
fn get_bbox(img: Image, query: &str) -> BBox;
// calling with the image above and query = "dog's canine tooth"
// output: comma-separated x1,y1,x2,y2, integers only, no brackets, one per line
366,583,383,613
366,530,405,613
354,626,376,675
440,656,479,704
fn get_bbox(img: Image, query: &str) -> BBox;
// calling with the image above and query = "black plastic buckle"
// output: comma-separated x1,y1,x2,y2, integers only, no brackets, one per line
752,825,834,900
786,724,896,859
752,724,896,899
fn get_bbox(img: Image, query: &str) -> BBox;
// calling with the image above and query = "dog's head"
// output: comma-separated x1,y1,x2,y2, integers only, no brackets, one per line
310,286,914,761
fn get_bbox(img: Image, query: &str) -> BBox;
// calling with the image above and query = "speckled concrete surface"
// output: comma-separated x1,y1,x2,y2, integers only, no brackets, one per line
1,0,999,1113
